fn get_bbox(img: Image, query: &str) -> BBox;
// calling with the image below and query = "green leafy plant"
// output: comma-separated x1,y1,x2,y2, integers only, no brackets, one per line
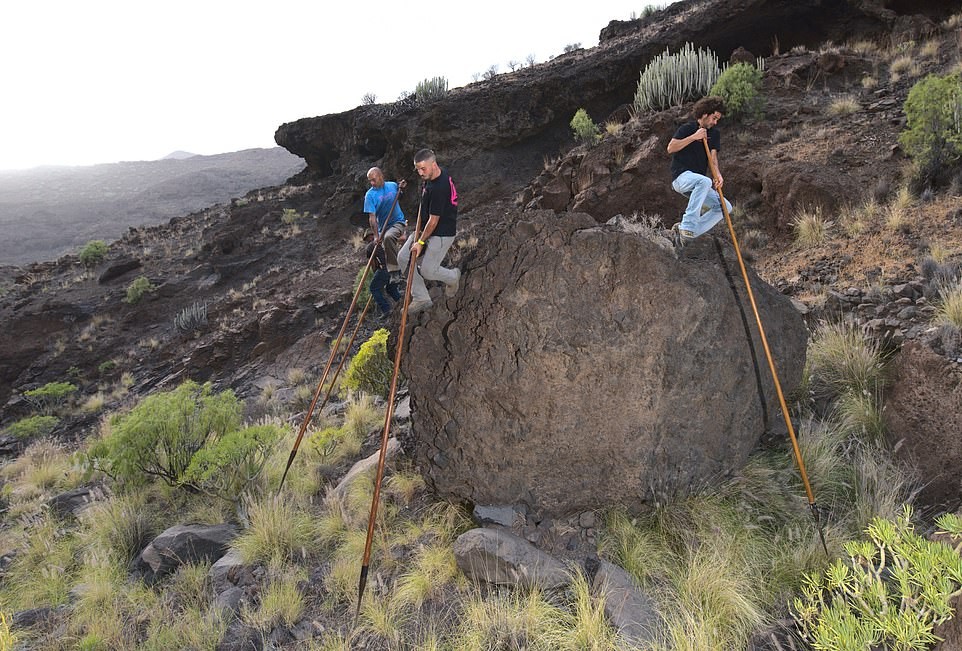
182,424,285,501
78,240,108,267
569,108,601,145
709,62,763,119
343,329,393,397
23,381,77,414
793,507,962,650
415,76,449,104
3,415,59,440
124,275,155,304
899,73,962,186
89,380,242,486
634,43,720,113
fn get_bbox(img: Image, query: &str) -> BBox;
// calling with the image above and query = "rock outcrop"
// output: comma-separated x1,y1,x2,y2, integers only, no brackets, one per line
402,211,807,517
885,342,962,512
275,0,902,202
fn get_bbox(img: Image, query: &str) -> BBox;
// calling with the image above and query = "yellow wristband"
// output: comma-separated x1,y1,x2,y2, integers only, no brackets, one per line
417,240,426,246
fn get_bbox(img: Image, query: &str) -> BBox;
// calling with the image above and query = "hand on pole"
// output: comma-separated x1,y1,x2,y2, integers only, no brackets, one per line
398,179,407,191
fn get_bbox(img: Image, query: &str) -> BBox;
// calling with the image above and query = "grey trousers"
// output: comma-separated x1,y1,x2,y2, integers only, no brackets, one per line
381,223,406,271
397,234,457,303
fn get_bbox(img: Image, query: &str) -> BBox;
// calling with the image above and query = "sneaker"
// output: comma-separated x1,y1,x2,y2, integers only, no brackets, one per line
670,223,695,250
445,268,461,297
406,299,433,316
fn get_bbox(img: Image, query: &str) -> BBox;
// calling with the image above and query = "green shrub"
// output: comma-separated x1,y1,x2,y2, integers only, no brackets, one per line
124,275,155,304
793,507,962,650
23,381,77,414
353,267,373,309
78,240,108,267
899,73,962,186
633,43,720,113
182,424,285,501
569,108,601,145
709,62,763,118
89,381,242,486
344,329,393,397
280,208,304,224
415,76,448,104
3,415,59,440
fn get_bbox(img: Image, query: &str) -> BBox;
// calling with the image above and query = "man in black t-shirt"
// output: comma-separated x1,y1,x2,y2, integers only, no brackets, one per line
666,96,733,248
397,148,460,315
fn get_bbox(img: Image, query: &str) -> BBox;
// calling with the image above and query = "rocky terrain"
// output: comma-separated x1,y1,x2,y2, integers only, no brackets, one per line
1,0,962,648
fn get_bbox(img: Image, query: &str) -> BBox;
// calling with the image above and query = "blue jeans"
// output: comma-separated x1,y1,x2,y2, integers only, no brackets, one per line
671,171,733,237
370,268,401,315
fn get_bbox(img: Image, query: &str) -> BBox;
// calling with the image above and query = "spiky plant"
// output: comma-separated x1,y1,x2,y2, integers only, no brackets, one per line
634,43,720,112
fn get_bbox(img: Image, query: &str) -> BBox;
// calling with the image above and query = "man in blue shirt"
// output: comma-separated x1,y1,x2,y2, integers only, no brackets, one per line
666,96,732,249
364,167,407,270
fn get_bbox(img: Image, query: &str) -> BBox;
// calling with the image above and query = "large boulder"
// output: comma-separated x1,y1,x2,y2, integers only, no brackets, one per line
402,211,807,518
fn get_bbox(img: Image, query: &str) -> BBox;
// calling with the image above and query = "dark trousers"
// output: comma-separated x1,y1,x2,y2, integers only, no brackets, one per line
370,269,401,314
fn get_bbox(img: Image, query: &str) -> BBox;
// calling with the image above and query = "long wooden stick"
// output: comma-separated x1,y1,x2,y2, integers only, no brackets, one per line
355,185,425,619
702,139,828,555
277,188,403,493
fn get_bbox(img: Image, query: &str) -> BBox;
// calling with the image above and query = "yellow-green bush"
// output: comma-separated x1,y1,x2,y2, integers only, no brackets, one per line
343,329,393,397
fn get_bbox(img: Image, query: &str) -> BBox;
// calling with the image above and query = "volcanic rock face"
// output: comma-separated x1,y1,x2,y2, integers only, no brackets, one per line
275,0,903,201
885,342,962,512
402,211,807,517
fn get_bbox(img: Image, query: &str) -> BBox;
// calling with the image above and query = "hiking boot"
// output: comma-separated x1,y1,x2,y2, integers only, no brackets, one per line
407,299,433,316
670,223,695,250
445,268,461,297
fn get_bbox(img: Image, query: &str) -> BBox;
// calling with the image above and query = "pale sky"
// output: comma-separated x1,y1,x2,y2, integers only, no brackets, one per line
1,1,665,171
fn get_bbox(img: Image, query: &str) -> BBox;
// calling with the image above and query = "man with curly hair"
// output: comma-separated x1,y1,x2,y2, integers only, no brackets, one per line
666,96,733,248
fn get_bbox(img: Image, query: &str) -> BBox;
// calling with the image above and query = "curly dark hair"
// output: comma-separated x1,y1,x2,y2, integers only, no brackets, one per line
690,96,726,120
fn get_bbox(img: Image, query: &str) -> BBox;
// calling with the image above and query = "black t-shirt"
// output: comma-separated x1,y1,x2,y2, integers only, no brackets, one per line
420,168,458,237
670,121,721,180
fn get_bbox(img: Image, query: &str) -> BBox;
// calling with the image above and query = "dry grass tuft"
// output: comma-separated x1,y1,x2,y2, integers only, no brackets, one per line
827,95,860,116
792,206,831,247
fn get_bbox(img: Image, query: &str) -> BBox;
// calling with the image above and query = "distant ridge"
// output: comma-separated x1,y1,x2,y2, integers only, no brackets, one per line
0,147,305,265
162,150,198,160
